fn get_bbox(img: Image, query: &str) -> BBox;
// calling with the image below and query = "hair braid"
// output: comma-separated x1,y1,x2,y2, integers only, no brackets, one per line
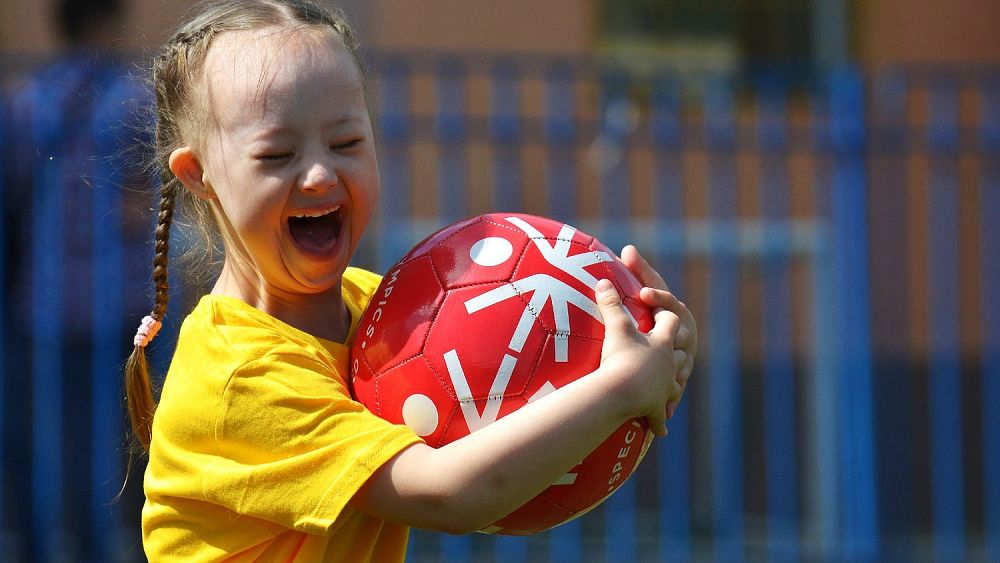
123,184,177,451
151,185,174,320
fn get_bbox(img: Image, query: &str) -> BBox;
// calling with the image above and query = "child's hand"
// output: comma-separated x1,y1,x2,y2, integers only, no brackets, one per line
595,278,681,437
620,245,698,421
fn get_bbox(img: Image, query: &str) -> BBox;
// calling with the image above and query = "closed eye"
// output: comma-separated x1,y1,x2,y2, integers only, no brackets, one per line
332,139,362,150
256,153,292,163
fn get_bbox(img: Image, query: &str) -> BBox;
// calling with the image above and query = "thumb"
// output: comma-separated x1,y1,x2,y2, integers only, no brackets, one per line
595,279,631,332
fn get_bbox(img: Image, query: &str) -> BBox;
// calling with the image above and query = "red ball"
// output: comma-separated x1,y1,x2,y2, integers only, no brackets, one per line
350,213,654,535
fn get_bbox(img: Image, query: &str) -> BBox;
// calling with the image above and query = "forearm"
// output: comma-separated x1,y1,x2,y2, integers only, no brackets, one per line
356,366,634,533
353,277,683,534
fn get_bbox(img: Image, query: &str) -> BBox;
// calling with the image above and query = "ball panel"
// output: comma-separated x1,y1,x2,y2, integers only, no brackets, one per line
487,213,596,248
398,215,482,263
540,418,650,513
350,350,378,412
355,256,443,374
427,218,531,289
487,493,575,536
365,357,460,447
424,284,547,396
527,332,603,396
423,284,548,436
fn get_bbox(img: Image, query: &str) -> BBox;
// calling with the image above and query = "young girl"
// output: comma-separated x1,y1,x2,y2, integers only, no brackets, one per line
124,1,697,561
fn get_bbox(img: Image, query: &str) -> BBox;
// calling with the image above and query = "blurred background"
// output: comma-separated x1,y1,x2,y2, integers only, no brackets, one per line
1,0,998,561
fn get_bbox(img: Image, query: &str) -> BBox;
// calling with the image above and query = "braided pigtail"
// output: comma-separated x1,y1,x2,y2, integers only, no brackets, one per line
124,179,175,450
121,17,195,452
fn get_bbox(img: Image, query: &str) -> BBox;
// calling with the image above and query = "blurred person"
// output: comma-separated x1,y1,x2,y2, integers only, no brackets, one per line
3,0,153,559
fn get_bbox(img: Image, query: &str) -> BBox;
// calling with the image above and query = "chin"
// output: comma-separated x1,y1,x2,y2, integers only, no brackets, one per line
292,270,346,295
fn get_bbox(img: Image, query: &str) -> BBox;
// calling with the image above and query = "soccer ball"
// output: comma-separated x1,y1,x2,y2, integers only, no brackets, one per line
350,213,655,535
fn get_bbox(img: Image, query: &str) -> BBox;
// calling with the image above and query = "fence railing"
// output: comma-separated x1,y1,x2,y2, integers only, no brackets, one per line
1,51,998,562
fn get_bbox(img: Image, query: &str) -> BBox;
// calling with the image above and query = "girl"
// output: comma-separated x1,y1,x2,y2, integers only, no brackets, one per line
124,1,698,561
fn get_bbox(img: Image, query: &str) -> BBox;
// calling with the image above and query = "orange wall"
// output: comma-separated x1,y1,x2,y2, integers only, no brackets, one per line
859,0,1000,65
4,0,1000,64
0,0,56,53
372,0,593,53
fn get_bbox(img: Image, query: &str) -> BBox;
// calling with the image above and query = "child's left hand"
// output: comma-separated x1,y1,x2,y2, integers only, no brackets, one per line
620,245,697,421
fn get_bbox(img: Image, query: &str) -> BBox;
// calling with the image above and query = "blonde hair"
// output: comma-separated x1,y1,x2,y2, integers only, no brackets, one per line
124,0,363,451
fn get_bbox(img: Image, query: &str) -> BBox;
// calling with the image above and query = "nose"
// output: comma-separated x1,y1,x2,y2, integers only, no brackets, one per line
300,157,338,193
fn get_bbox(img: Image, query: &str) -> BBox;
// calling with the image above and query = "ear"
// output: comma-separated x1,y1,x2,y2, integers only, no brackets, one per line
168,146,214,200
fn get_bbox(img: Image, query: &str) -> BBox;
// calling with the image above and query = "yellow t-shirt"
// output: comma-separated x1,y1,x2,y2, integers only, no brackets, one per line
143,267,423,562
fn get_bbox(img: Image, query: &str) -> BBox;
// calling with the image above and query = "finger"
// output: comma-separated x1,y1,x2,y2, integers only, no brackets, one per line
676,326,695,353
665,379,684,419
621,245,669,292
666,399,680,420
675,354,693,385
647,410,668,437
673,349,687,375
682,355,694,383
642,288,697,353
648,307,681,343
639,287,683,313
594,279,633,332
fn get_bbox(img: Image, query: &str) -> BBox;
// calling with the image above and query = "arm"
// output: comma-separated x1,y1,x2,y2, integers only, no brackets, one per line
352,279,682,534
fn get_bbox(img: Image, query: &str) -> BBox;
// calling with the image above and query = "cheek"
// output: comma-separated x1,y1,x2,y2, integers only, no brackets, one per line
218,185,284,232
358,179,380,229
350,162,380,219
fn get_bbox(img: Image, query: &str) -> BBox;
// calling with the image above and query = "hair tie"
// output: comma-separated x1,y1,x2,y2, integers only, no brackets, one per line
133,315,163,348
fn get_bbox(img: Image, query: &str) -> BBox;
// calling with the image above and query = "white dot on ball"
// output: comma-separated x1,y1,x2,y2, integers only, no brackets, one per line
402,394,439,437
470,237,514,267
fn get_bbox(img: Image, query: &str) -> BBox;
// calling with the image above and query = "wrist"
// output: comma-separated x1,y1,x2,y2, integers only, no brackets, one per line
591,359,646,424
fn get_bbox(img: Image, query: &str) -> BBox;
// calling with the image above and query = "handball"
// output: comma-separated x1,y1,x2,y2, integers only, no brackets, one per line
350,213,655,535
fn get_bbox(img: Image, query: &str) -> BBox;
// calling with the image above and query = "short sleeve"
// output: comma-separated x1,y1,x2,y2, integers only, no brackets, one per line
201,350,422,535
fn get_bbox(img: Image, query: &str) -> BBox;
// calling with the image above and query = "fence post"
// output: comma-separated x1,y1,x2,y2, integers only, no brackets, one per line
755,72,800,563
596,66,633,252
594,64,640,563
703,72,745,562
0,83,7,560
29,86,69,562
868,68,915,559
373,56,413,270
491,59,529,560
979,71,1000,563
544,61,578,226
436,59,468,224
90,68,140,562
650,71,692,562
925,75,966,562
540,61,586,563
490,60,522,212
828,66,879,560
434,60,473,563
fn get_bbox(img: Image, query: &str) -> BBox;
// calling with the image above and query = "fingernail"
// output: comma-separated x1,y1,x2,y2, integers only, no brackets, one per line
666,403,677,419
595,279,615,296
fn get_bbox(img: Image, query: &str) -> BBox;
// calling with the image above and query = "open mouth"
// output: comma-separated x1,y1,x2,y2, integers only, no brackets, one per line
288,206,344,255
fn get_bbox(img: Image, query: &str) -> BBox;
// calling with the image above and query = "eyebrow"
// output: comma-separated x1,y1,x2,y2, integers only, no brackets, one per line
248,116,364,140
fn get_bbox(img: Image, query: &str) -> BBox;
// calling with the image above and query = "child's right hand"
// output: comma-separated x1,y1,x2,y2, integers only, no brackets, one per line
594,279,682,437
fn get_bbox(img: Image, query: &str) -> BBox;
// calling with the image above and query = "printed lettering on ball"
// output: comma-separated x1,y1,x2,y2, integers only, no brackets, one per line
350,213,655,535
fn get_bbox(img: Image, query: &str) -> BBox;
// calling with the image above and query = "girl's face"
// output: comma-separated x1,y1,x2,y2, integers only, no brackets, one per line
182,27,379,301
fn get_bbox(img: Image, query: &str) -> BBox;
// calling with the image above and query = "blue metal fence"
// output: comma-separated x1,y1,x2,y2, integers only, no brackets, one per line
1,52,998,562
980,73,1000,561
